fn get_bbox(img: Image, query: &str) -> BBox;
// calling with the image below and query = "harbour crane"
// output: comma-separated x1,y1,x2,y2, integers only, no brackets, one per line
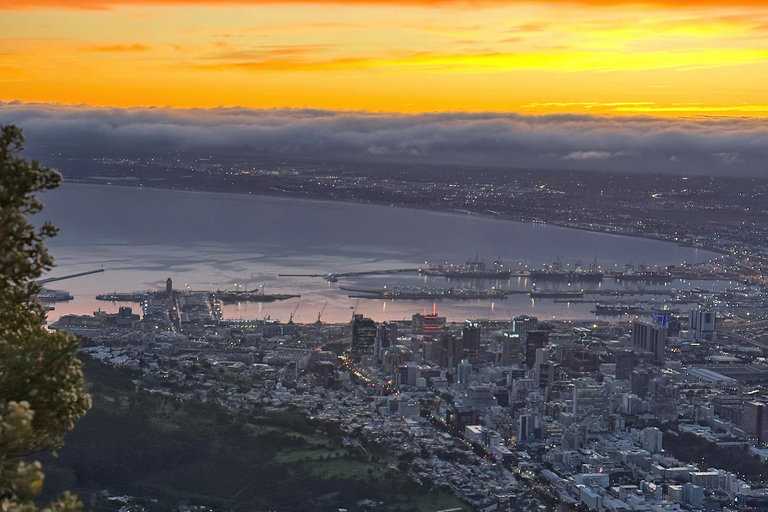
288,301,300,324
316,301,328,325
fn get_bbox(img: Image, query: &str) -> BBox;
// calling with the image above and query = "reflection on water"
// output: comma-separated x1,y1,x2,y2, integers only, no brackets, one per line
41,183,721,324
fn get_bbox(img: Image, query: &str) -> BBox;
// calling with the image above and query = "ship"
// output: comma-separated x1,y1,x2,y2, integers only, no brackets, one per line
529,258,603,281
96,292,149,302
216,290,300,303
37,288,73,302
529,269,604,281
342,286,508,300
420,257,512,279
529,290,584,299
609,263,673,283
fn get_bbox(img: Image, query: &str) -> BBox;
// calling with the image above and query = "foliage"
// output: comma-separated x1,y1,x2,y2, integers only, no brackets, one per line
39,355,467,511
0,125,91,511
664,430,768,483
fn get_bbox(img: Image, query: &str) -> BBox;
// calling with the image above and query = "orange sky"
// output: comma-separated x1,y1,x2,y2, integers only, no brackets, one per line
2,0,768,115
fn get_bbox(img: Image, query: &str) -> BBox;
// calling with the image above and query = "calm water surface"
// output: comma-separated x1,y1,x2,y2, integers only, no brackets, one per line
40,183,720,324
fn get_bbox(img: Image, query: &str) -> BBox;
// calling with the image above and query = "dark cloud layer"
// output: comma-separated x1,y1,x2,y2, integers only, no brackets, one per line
1,101,767,176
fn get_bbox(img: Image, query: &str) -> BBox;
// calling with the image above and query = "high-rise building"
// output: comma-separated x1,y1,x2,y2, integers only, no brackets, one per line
462,320,481,360
430,333,463,369
562,347,599,374
374,322,398,361
351,314,377,357
689,309,716,341
413,304,445,338
457,359,473,388
166,277,173,296
615,349,636,380
525,330,549,369
518,413,537,444
500,331,522,366
513,315,538,337
631,320,666,362
573,381,611,421
631,369,651,398
642,427,663,453
743,401,768,445
536,362,556,390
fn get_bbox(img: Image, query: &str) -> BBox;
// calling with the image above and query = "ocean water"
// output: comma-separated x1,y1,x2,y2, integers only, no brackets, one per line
39,183,721,324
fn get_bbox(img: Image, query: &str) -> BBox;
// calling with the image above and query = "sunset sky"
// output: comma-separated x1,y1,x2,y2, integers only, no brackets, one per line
2,0,768,116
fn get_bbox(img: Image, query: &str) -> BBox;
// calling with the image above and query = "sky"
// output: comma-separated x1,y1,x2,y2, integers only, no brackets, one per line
1,0,768,175
2,0,768,115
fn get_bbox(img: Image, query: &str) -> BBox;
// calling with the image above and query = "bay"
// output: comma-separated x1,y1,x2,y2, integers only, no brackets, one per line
40,183,720,324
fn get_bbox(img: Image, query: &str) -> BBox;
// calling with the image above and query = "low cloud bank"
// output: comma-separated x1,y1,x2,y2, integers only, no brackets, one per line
1,101,766,175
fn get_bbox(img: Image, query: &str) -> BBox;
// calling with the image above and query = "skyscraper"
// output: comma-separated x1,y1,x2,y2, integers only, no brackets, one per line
615,349,636,380
573,381,611,421
462,320,481,360
351,314,377,357
689,309,716,342
457,359,473,388
743,401,768,445
525,330,549,369
631,320,666,362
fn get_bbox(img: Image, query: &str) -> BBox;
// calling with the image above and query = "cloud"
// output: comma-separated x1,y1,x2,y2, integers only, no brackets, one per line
79,43,150,52
188,46,768,74
2,101,768,176
562,151,631,160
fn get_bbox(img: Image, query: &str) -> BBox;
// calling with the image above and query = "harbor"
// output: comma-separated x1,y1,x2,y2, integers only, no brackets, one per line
340,286,517,300
78,257,730,324
42,184,728,324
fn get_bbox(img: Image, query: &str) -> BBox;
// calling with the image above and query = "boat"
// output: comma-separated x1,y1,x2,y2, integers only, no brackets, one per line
216,290,300,303
342,286,508,300
37,288,73,302
529,290,584,299
529,258,603,281
96,292,149,302
609,263,673,283
612,271,673,283
529,269,604,281
420,257,512,279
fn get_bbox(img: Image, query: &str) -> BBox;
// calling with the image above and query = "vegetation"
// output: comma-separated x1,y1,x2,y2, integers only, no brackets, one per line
41,356,467,511
664,429,768,483
0,125,91,512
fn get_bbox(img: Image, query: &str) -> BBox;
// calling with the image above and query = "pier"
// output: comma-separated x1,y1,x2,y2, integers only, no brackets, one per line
279,268,420,282
341,286,515,300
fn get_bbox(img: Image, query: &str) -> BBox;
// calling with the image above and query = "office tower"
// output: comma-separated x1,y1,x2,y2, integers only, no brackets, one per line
413,304,445,338
525,330,549,369
462,320,481,360
642,427,663,453
631,320,666,362
615,349,636,380
351,314,377,357
743,401,768,445
501,331,522,366
689,309,716,341
573,381,611,421
631,369,651,398
457,359,473,388
513,315,538,338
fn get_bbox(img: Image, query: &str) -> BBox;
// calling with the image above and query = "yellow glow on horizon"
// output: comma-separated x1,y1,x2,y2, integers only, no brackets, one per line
2,2,768,116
